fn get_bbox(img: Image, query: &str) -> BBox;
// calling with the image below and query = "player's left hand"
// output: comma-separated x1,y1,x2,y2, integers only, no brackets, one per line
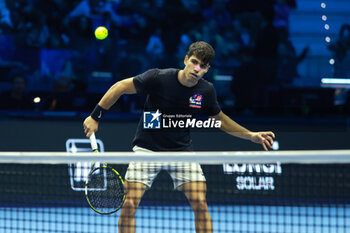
250,131,275,151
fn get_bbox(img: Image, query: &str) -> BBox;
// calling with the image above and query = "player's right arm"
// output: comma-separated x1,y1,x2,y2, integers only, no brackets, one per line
98,77,137,109
83,77,136,137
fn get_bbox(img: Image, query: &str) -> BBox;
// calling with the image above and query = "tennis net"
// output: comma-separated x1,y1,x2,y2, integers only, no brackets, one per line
0,150,350,233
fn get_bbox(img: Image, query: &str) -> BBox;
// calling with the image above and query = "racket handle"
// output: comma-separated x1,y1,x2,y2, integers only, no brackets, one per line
89,132,99,152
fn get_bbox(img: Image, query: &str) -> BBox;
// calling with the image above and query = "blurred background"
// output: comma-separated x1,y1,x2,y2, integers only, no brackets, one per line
0,0,349,151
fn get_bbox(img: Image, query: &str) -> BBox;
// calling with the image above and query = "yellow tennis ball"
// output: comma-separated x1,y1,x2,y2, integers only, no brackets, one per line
94,26,108,40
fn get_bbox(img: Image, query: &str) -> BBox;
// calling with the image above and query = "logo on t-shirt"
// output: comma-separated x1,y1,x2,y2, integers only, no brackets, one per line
189,94,202,108
143,109,162,129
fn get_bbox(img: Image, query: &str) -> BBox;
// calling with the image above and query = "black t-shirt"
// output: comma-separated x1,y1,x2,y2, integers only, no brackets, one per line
132,68,221,151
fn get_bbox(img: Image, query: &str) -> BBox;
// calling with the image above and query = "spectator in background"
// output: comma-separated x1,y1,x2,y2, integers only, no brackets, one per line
181,0,202,13
231,47,258,115
4,0,31,34
67,0,143,35
93,38,118,73
24,25,50,48
158,0,203,65
0,0,296,115
276,29,309,85
254,7,279,76
65,15,93,50
214,19,248,70
328,24,350,111
0,71,33,110
7,0,50,48
202,0,232,30
31,0,72,48
232,18,252,48
0,34,29,80
66,0,114,42
248,7,280,113
67,0,110,20
273,0,291,32
45,75,73,111
145,28,165,67
176,32,195,67
0,0,13,32
328,24,350,78
200,19,218,45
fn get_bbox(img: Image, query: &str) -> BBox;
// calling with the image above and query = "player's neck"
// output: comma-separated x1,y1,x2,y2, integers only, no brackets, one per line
178,70,198,88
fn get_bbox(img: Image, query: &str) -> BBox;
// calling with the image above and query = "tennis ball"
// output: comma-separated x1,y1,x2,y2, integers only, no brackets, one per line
94,26,108,40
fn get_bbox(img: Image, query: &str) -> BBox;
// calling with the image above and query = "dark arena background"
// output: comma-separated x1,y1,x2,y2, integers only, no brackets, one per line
0,0,350,233
0,0,349,151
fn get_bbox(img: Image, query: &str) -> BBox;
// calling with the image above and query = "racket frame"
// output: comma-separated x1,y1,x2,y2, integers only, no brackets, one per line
84,133,126,215
85,163,125,215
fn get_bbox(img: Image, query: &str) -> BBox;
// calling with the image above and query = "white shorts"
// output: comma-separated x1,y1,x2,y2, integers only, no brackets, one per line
125,146,206,189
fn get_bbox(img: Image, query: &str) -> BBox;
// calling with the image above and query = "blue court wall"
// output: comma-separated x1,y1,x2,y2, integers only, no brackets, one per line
0,117,349,151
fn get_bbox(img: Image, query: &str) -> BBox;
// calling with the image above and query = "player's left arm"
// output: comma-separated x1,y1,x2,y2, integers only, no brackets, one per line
212,111,275,151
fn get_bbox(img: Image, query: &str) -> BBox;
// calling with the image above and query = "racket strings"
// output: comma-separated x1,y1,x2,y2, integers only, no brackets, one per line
86,167,124,213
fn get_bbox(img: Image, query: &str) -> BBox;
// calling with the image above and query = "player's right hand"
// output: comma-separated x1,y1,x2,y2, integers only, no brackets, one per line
83,116,98,138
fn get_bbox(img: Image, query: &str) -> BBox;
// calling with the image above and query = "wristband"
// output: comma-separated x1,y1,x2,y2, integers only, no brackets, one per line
90,104,107,121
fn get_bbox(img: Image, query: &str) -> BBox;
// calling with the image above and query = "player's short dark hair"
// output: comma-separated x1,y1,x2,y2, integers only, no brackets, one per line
188,41,215,65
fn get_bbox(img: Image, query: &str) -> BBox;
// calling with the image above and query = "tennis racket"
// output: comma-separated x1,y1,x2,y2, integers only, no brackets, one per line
85,133,125,215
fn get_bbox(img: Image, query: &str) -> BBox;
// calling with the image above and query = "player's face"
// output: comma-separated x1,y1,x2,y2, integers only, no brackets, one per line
183,55,210,84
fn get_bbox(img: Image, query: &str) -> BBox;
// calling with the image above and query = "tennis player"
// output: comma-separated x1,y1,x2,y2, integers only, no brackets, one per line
83,41,275,233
